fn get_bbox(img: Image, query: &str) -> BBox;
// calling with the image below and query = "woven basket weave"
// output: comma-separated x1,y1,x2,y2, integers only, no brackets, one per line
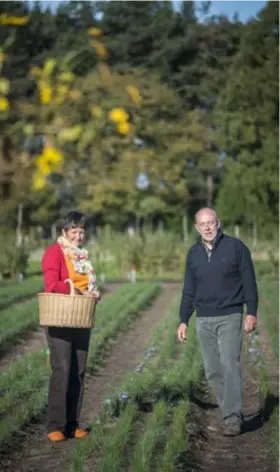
38,279,96,328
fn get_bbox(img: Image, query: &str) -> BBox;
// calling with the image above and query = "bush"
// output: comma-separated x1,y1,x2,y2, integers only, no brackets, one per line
0,232,30,279
87,228,191,279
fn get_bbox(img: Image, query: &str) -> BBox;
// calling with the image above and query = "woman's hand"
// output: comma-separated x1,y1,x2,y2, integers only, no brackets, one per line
83,289,101,301
74,287,84,295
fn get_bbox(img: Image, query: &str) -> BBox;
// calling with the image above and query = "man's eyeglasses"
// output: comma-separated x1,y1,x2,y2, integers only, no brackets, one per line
197,220,217,229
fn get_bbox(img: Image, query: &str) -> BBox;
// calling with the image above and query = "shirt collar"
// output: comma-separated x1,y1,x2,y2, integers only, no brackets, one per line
200,229,222,249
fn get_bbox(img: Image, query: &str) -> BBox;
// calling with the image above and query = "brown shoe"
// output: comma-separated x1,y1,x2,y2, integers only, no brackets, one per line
47,431,66,442
70,428,89,439
223,422,241,436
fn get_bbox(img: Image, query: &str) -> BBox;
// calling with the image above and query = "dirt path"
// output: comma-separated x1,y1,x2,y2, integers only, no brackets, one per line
0,282,180,472
187,325,278,472
0,283,123,372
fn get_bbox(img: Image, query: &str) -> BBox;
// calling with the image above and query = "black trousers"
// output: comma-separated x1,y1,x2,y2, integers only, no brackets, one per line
45,327,91,433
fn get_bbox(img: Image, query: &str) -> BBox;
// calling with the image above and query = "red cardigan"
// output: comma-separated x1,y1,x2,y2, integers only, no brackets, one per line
42,243,70,294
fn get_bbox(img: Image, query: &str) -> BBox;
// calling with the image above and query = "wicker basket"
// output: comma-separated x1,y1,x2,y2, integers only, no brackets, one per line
38,279,97,328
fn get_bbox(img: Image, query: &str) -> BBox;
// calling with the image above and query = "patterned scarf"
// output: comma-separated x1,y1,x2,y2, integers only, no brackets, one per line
57,236,97,293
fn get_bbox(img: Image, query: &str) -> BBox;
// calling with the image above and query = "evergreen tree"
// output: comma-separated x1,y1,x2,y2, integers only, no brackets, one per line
214,2,279,235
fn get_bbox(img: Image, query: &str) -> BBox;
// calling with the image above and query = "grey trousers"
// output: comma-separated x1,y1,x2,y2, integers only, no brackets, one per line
196,313,243,424
45,327,91,433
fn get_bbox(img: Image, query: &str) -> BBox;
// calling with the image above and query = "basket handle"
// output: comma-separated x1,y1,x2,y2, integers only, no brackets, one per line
64,278,75,296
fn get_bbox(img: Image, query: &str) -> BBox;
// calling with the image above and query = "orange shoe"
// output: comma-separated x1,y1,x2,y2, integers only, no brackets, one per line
70,428,89,439
47,431,66,442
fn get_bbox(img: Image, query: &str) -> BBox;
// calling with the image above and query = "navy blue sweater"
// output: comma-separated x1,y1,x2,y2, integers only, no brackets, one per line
179,232,258,325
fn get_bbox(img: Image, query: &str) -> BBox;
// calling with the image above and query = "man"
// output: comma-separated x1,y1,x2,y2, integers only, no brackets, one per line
177,208,258,436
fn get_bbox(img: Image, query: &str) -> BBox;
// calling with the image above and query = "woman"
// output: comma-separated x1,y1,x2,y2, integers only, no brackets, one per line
42,211,100,442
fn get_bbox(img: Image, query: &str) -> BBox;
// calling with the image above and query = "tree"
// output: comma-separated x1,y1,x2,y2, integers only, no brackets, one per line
214,2,279,236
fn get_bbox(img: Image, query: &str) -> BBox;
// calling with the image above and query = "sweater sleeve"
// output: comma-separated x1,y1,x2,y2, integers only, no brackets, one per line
42,245,70,294
238,242,258,316
179,250,196,325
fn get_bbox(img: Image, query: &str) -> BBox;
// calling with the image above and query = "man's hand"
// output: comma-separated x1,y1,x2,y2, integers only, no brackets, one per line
244,314,257,333
177,323,188,343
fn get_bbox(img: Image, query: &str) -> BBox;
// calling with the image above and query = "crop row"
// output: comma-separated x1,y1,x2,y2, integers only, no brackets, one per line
71,297,202,472
0,276,43,310
0,282,160,450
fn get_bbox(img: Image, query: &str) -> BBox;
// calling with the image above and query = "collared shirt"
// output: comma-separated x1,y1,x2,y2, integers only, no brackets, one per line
202,232,220,262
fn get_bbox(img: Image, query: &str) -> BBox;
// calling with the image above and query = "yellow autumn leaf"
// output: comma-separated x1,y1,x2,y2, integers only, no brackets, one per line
108,108,129,123
32,172,46,191
117,122,131,135
58,125,83,142
58,72,75,83
87,27,102,37
30,66,42,77
0,96,9,111
68,90,82,100
39,83,52,104
91,106,102,118
36,155,52,175
0,14,29,25
54,84,70,105
42,58,57,77
23,124,35,136
97,63,111,85
0,78,10,95
56,84,69,96
126,85,142,105
43,147,64,165
91,40,108,58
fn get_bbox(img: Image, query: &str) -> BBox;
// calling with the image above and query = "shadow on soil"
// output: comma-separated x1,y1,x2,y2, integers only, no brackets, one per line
241,393,279,434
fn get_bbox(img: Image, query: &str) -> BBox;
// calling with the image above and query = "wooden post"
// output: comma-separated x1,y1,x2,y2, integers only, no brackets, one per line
252,218,258,250
234,224,240,238
206,174,213,207
51,223,57,241
182,213,188,243
16,203,23,248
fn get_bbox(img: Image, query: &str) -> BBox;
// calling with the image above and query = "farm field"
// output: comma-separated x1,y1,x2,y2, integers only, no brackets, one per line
0,263,278,472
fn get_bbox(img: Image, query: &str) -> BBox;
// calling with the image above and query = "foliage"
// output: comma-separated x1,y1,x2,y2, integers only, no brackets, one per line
0,232,29,278
0,0,277,236
88,228,190,278
214,2,279,235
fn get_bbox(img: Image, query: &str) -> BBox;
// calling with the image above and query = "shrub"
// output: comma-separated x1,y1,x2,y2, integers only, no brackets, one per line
0,232,30,279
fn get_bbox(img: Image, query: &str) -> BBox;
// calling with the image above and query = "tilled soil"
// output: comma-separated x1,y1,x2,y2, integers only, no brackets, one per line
186,321,278,472
0,288,278,472
0,282,180,472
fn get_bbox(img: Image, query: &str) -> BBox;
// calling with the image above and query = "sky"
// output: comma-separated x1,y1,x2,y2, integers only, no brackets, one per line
193,1,267,23
29,0,268,24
